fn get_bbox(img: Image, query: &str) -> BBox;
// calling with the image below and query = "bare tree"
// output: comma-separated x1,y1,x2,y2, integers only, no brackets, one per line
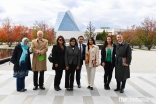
84,21,96,39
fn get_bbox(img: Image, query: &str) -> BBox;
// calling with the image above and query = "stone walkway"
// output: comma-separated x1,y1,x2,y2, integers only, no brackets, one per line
0,46,156,104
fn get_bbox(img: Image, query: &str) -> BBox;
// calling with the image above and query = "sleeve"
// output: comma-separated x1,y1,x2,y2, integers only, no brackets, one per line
126,44,132,65
85,46,88,57
42,40,48,53
65,47,68,66
31,40,40,54
77,48,81,66
10,45,18,64
52,45,58,64
96,46,100,65
101,48,105,64
83,44,86,60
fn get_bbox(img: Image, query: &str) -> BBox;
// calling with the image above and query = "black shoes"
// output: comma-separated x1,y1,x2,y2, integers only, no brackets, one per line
54,86,61,91
58,86,61,90
33,86,38,90
23,89,27,91
40,86,45,90
120,89,124,93
54,86,59,91
66,88,70,91
87,86,93,90
90,87,93,90
87,86,90,89
78,85,81,88
114,88,120,91
66,88,73,91
17,89,26,92
33,86,45,90
104,84,110,90
114,88,124,93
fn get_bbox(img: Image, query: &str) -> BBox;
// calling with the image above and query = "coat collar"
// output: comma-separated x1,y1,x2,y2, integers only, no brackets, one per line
36,38,44,42
117,40,126,46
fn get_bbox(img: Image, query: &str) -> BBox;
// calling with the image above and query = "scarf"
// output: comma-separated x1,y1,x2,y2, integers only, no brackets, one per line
19,38,29,65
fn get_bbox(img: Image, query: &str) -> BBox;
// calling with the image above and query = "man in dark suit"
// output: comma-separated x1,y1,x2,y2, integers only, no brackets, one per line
76,36,86,88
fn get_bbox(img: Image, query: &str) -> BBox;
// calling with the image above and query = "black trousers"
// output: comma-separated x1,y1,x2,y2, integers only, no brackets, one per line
116,79,126,89
54,69,63,87
104,61,114,85
76,65,82,85
65,64,76,88
33,71,44,87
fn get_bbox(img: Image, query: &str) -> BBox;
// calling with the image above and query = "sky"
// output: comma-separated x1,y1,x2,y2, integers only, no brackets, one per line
0,0,156,29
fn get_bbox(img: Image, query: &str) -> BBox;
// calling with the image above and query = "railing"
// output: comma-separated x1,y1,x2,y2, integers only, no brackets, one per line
0,49,13,65
0,57,11,65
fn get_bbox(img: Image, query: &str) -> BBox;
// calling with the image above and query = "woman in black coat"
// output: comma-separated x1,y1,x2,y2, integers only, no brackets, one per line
10,37,31,92
101,36,116,90
52,36,66,91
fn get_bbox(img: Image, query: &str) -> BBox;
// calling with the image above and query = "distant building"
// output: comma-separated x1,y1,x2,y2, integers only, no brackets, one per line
54,10,85,39
95,28,127,35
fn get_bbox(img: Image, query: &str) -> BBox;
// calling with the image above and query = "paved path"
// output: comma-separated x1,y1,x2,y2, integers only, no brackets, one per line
0,46,156,104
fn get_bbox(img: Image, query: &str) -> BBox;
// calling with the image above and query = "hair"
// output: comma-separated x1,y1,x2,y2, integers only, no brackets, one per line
37,30,43,36
101,35,113,53
78,36,84,39
87,37,96,50
56,35,66,46
116,34,123,37
69,37,77,46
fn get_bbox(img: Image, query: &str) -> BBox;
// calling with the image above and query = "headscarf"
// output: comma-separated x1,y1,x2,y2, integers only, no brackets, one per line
19,38,29,65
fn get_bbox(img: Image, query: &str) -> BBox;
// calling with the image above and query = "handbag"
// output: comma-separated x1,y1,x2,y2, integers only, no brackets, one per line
38,54,46,61
48,53,53,63
85,53,90,64
48,45,58,63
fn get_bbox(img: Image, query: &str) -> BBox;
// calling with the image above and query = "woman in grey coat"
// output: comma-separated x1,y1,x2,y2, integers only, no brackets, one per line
114,34,132,93
65,37,80,91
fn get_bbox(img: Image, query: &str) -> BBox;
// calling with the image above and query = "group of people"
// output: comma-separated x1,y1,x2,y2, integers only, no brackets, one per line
11,30,132,93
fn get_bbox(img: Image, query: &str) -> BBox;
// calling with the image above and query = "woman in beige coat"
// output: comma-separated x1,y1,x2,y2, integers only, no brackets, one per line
31,30,48,90
85,38,99,90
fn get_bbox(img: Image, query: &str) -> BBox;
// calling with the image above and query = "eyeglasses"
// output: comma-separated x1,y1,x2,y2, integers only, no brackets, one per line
59,39,63,41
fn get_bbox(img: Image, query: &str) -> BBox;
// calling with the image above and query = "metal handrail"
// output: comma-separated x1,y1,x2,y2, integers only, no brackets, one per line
0,57,11,65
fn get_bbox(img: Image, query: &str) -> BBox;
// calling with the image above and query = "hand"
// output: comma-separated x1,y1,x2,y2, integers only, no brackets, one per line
55,64,58,67
123,63,128,66
36,53,39,57
76,66,79,70
40,50,45,55
102,62,105,67
66,66,69,70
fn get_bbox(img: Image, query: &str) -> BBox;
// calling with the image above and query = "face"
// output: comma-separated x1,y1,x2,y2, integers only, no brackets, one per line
58,38,63,44
89,39,93,45
116,35,123,42
24,39,28,45
78,37,84,44
107,37,112,44
70,40,76,46
37,32,43,39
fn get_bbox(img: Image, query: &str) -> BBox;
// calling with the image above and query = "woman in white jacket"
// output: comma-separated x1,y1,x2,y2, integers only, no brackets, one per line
85,38,99,90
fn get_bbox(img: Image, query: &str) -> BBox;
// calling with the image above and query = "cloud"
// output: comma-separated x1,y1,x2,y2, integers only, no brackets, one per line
58,0,81,8
0,0,156,29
